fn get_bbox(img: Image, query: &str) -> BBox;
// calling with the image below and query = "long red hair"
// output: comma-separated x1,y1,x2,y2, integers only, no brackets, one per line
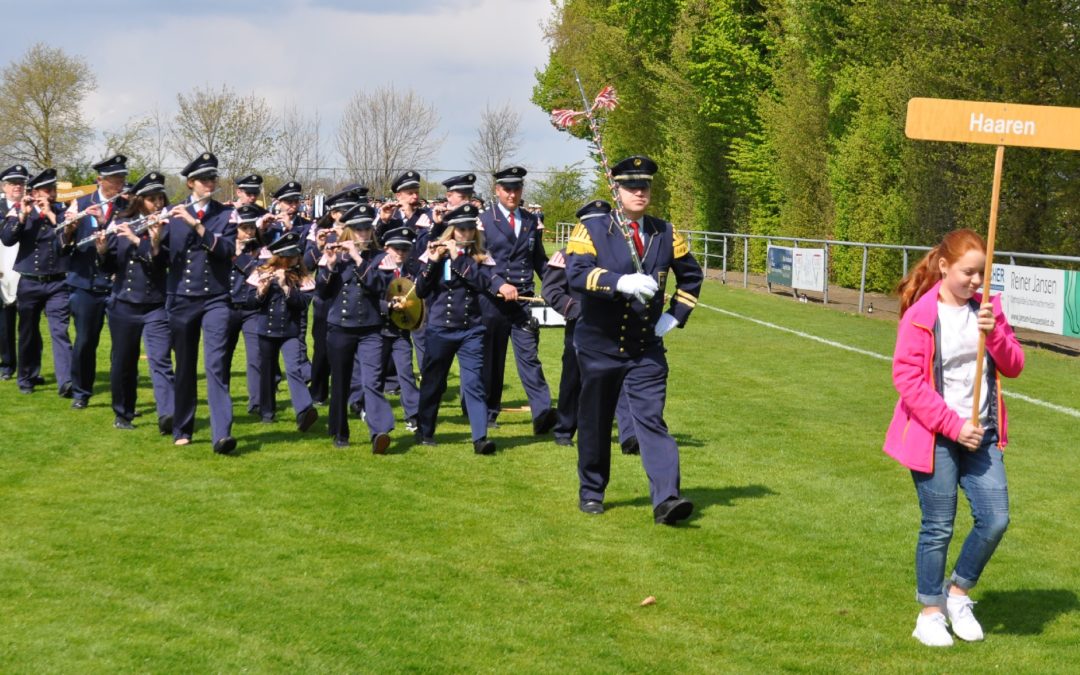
896,229,986,316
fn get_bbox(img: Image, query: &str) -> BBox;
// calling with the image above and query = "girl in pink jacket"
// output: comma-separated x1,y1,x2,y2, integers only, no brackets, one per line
884,229,1024,647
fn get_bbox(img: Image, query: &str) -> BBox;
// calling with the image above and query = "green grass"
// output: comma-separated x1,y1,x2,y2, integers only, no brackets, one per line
1,281,1079,673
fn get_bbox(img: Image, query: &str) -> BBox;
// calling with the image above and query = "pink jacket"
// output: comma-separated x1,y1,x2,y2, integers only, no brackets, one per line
883,281,1024,472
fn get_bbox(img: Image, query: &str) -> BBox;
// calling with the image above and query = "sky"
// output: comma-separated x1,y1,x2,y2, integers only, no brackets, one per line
1,0,592,184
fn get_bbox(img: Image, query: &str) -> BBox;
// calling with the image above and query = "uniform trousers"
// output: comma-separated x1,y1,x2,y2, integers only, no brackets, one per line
0,301,17,376
169,294,233,444
69,287,109,401
258,335,313,420
419,324,487,442
554,319,636,443
225,308,261,413
576,343,681,509
16,277,71,392
297,306,312,383
108,299,174,422
307,296,331,403
327,324,393,442
480,299,551,423
412,325,427,374
382,333,420,420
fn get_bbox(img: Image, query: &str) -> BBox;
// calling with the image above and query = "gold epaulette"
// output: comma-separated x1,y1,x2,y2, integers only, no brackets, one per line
673,230,689,258
566,223,597,256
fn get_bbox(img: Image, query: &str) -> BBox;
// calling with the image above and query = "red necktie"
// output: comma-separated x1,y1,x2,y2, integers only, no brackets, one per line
509,211,517,238
103,202,113,223
196,209,205,220
628,221,644,258
394,268,400,278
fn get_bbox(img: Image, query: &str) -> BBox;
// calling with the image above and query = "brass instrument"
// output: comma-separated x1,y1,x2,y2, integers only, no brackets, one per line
386,277,425,331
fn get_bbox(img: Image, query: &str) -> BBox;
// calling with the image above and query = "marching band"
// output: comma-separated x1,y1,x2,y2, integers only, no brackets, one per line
0,151,703,524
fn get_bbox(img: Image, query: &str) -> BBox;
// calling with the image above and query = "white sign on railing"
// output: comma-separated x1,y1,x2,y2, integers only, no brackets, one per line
792,249,826,293
991,263,1080,338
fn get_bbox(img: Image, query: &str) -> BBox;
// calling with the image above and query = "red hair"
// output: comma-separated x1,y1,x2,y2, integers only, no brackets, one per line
896,229,986,316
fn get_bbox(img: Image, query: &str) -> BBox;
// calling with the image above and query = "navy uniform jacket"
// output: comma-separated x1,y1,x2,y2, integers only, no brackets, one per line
379,208,433,243
62,191,127,292
160,200,237,297
242,272,314,338
316,249,386,329
478,206,547,293
1,203,70,276
540,249,581,322
264,213,313,245
566,213,703,357
415,249,495,330
376,254,422,338
99,221,168,305
229,250,261,318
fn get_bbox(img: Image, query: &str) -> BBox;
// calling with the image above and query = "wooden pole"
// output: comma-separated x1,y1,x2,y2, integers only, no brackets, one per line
971,144,1005,427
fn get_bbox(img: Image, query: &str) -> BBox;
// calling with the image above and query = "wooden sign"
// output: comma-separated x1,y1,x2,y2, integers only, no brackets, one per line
905,97,1080,151
55,183,97,203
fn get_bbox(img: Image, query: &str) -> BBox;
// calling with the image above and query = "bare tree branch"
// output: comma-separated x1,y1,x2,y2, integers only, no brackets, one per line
468,101,522,197
170,84,278,179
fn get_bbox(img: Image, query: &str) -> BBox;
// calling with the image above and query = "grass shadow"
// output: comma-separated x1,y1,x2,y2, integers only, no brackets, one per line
605,484,777,519
977,589,1079,635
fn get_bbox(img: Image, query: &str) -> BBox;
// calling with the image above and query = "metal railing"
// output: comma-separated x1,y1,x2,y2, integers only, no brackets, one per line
552,223,1080,313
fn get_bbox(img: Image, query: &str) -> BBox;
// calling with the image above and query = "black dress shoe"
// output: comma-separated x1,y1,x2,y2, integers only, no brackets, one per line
554,436,574,447
114,417,135,430
260,415,276,424
349,400,364,417
532,408,557,435
333,436,350,448
19,386,33,394
621,436,640,455
31,376,46,386
0,371,12,380
417,436,437,447
58,382,73,398
486,420,500,430
372,432,391,455
213,436,237,455
132,410,143,418
296,406,318,432
311,398,327,407
247,405,260,417
158,415,174,436
653,497,694,525
579,499,604,515
71,398,88,410
473,438,496,455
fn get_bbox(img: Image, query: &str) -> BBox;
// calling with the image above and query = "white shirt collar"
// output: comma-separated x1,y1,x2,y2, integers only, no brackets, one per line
496,202,520,221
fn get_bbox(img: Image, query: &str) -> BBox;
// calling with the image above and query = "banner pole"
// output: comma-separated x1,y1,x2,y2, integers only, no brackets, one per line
971,144,1005,428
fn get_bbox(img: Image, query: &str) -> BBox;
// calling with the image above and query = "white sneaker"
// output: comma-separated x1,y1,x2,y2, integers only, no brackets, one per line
912,611,954,647
947,594,985,641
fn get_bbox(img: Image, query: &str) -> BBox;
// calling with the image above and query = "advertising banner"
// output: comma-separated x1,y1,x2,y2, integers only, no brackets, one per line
792,248,826,292
766,245,792,287
990,263,1080,337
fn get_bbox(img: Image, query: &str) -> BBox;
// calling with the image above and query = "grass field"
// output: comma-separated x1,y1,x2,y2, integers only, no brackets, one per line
1,279,1079,673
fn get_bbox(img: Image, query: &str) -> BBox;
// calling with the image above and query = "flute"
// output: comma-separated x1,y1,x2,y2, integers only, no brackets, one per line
76,209,168,247
53,189,130,232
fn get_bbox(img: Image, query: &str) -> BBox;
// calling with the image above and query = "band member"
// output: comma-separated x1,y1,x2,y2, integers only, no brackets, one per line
377,225,421,432
414,204,498,455
158,152,239,453
0,168,73,396
226,204,268,416
541,247,637,452
375,171,427,241
478,166,555,433
317,204,393,452
244,230,319,432
231,174,263,207
96,172,174,431
266,180,314,381
305,186,365,405
60,154,129,409
565,155,703,525
0,165,29,381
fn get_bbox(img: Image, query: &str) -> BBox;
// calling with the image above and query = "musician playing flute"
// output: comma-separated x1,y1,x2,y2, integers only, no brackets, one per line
226,204,269,418
565,156,703,525
0,168,73,396
0,164,30,382
95,172,174,432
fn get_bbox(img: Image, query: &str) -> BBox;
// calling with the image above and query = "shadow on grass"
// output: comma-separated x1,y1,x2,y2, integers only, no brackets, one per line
978,589,1079,635
605,484,777,521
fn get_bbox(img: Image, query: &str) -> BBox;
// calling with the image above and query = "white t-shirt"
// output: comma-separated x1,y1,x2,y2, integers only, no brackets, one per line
938,301,990,424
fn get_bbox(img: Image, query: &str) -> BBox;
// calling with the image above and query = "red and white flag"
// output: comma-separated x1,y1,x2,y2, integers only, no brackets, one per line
591,85,618,111
551,108,584,129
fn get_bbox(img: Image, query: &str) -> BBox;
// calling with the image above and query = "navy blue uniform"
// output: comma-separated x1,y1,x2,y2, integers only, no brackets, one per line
304,224,335,404
414,248,496,443
160,199,238,445
565,212,703,508
316,247,392,445
1,203,72,393
99,218,175,425
241,269,315,424
0,197,20,379
262,213,314,382
376,254,421,426
478,205,552,425
61,191,127,403
225,249,263,415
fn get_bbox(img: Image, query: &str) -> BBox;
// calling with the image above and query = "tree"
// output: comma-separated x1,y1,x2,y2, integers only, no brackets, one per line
336,85,443,195
529,164,589,233
468,101,522,196
0,43,96,167
275,104,323,186
170,84,278,180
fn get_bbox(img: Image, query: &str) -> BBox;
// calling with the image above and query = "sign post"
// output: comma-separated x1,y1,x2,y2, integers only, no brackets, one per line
905,97,1080,426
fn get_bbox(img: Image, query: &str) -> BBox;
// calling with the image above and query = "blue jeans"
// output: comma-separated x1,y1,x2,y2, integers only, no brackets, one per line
910,428,1009,607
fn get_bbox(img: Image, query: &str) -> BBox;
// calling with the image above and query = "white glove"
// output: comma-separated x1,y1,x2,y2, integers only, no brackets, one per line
616,273,659,302
654,312,679,338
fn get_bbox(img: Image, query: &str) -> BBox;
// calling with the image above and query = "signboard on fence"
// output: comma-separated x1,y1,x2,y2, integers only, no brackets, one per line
990,263,1080,338
792,248,826,292
766,245,792,287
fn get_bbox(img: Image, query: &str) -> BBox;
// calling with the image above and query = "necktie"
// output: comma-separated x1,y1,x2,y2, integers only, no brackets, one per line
628,221,644,258
394,268,401,278
103,202,113,223
196,209,205,220
509,211,517,238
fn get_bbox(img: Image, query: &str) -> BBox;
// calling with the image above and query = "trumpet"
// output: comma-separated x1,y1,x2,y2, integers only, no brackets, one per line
76,209,168,247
